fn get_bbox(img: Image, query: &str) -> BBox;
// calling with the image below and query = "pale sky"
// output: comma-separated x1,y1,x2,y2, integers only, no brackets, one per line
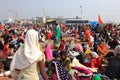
0,0,120,22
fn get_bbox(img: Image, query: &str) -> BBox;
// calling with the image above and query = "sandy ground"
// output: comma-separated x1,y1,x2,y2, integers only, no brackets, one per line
39,37,80,49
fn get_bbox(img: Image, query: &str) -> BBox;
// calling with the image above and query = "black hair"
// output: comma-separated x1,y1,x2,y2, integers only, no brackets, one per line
50,62,56,73
9,43,15,49
4,41,9,45
106,52,114,59
0,41,3,50
61,39,65,43
73,48,77,51
76,51,84,64
53,50,60,58
60,50,67,56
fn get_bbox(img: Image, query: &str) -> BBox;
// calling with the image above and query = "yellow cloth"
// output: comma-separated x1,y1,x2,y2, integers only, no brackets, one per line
63,57,72,72
84,48,91,54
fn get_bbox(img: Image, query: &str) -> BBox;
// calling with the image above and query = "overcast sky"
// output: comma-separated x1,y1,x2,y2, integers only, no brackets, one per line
0,0,120,22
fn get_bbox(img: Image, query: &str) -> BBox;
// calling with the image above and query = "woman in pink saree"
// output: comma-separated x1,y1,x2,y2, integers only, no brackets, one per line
44,44,53,60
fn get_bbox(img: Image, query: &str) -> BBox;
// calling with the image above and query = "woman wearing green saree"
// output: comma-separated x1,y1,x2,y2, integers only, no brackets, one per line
54,24,61,48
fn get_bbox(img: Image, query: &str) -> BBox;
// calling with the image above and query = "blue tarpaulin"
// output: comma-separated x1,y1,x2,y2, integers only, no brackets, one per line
90,21,98,29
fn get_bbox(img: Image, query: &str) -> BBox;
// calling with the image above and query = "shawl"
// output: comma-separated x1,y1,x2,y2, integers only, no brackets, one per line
10,29,43,71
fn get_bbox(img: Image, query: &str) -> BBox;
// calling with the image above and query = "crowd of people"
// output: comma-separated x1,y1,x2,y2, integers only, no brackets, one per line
0,22,120,80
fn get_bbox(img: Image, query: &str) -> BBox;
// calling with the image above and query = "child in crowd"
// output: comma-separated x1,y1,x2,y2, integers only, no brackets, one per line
60,50,71,72
59,40,66,51
49,59,72,80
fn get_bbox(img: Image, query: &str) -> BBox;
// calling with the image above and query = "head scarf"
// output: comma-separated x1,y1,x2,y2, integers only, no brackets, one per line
10,29,44,71
90,51,98,58
97,42,108,55
75,43,83,53
44,44,53,60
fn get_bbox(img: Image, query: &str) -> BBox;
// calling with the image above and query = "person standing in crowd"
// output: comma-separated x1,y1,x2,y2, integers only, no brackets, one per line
10,29,48,80
84,26,91,42
54,24,61,48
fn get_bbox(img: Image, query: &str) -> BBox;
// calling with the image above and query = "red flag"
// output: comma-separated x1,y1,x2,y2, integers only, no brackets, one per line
98,14,104,24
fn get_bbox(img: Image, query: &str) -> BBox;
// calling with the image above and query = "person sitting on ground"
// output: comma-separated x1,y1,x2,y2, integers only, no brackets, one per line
59,40,66,51
60,50,71,72
89,51,102,71
105,45,120,79
49,59,72,80
44,44,53,61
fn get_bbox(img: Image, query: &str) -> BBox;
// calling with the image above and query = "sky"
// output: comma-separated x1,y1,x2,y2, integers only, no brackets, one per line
0,0,120,22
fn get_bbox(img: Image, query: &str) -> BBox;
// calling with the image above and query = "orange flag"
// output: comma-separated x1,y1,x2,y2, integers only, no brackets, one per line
98,14,104,24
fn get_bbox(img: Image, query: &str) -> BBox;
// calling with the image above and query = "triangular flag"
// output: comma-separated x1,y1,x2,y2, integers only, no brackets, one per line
98,14,104,24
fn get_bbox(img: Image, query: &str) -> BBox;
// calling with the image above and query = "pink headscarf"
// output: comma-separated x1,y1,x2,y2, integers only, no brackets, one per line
44,44,53,60
75,43,83,53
